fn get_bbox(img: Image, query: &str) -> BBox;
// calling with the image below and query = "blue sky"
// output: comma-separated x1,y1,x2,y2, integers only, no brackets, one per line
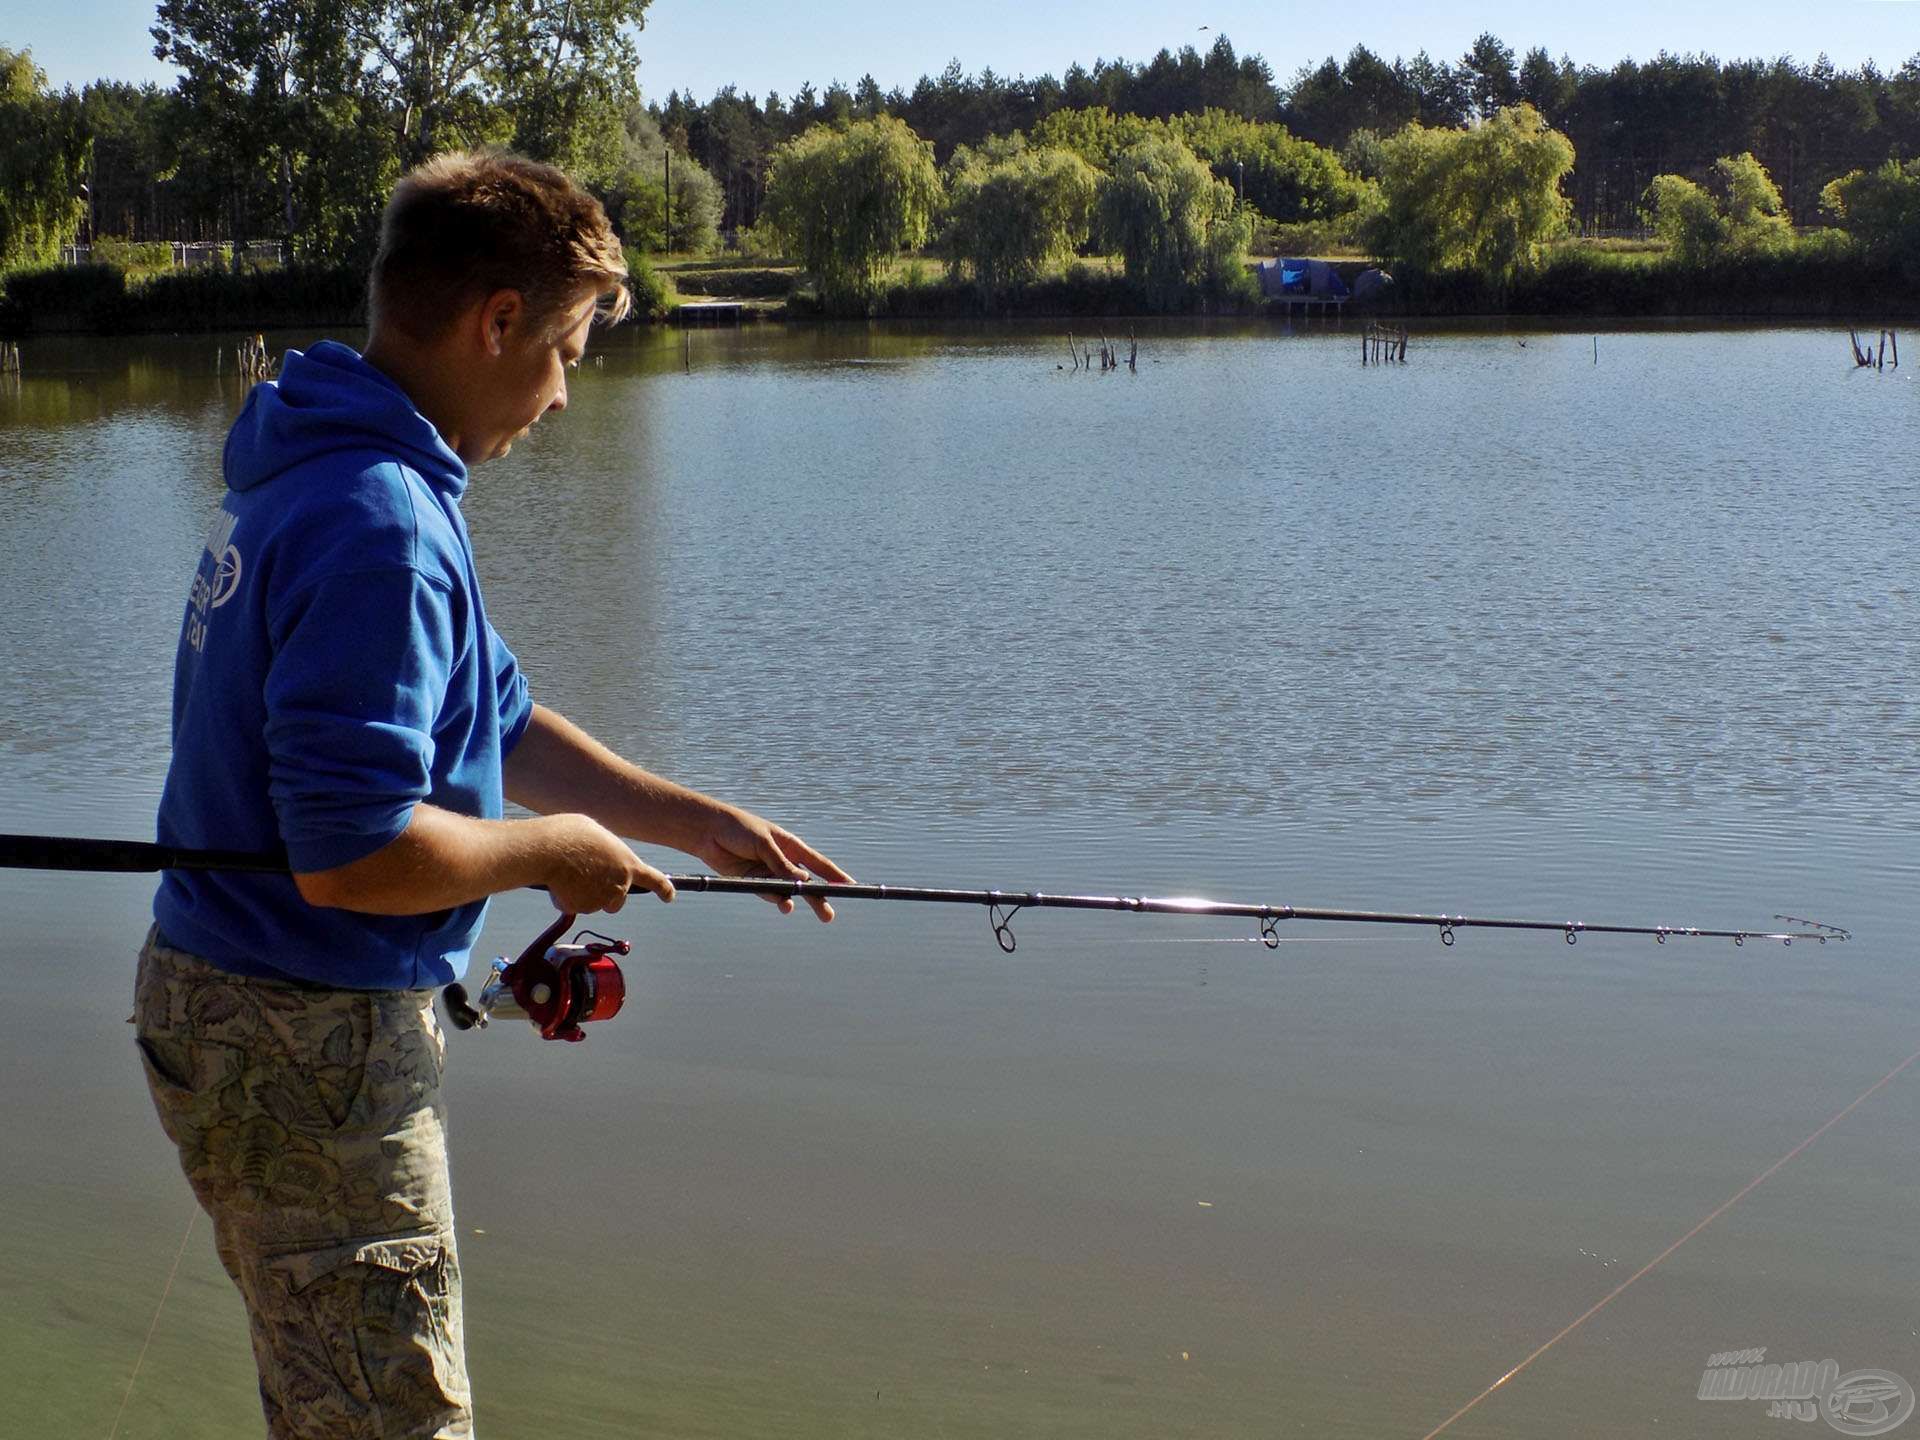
11,0,1919,96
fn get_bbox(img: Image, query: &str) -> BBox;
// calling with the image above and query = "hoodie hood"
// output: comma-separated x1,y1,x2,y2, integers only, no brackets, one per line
223,340,468,498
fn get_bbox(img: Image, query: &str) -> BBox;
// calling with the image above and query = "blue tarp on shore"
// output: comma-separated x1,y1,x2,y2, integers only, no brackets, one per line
1256,258,1350,300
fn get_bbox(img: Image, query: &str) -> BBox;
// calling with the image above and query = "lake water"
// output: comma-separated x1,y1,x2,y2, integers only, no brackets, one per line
0,320,1915,1439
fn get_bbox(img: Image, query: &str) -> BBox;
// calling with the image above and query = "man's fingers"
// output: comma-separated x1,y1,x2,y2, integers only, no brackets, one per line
769,826,853,885
753,832,813,883
706,819,847,924
757,827,846,921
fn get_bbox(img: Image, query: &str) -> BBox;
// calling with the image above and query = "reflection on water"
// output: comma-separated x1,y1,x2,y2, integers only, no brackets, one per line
1,322,1914,1439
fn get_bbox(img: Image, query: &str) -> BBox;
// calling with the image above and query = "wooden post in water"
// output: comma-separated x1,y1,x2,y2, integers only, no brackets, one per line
1893,332,1900,369
1128,331,1137,373
1066,333,1078,371
0,341,21,375
235,333,275,382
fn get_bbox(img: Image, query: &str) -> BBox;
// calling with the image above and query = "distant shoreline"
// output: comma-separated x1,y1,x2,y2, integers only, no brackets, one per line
4,253,1916,337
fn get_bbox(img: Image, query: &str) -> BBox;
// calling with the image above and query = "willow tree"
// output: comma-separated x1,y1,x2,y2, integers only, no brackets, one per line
942,137,1096,300
0,49,91,273
762,116,942,309
1094,134,1249,308
1362,103,1574,287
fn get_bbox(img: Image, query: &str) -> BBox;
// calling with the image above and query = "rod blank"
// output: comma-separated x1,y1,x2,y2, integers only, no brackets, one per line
0,834,1848,947
668,875,1845,946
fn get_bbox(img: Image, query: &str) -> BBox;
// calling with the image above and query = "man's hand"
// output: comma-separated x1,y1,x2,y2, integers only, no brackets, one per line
503,706,851,921
687,805,852,922
537,813,675,915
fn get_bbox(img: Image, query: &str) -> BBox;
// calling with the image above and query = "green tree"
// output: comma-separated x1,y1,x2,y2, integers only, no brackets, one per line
1094,134,1248,306
762,116,942,308
1641,174,1726,264
0,49,91,272
149,0,652,263
1642,152,1791,264
1339,128,1387,182
331,1,649,167
1361,103,1574,286
1033,107,1360,224
1822,158,1920,278
1517,47,1577,123
1030,106,1159,170
1711,151,1792,249
1172,109,1362,222
152,1,376,260
942,137,1096,298
597,103,723,253
1459,33,1520,120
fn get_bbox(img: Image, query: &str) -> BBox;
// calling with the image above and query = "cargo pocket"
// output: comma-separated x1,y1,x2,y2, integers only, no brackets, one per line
263,1233,469,1434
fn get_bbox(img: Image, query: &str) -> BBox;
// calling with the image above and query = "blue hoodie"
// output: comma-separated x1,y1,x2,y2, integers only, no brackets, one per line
154,341,533,988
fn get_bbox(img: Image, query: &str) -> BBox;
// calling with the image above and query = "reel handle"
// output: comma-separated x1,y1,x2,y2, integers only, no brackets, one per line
443,981,484,1032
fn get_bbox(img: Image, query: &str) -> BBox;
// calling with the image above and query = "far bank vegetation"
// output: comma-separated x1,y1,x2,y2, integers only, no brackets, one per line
6,24,1920,328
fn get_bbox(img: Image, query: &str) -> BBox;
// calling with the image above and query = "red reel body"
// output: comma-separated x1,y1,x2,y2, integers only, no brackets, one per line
507,943,628,1042
444,911,630,1042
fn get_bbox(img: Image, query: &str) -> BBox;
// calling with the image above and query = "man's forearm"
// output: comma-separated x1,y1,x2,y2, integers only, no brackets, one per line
293,803,575,915
503,704,718,852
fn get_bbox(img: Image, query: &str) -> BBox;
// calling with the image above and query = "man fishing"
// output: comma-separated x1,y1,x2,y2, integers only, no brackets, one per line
133,149,849,1439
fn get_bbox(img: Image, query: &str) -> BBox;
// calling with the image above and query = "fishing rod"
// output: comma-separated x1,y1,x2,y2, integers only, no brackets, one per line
0,833,1849,950
0,832,1850,1043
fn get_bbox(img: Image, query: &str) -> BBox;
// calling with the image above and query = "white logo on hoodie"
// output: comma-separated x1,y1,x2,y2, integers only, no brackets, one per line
186,503,243,651
209,545,243,607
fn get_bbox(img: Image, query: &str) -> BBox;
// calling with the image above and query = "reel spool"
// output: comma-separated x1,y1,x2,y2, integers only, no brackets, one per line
444,911,629,1043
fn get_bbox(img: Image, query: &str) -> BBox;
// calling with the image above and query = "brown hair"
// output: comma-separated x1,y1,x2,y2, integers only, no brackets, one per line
369,148,631,341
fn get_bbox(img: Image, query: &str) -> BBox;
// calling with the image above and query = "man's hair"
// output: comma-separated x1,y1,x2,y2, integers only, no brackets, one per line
369,148,632,342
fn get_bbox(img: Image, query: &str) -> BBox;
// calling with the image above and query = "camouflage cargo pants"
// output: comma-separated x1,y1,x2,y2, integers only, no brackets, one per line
134,927,473,1439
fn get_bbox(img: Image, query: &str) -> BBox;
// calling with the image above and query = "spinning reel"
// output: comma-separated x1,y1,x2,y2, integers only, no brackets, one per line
443,911,629,1043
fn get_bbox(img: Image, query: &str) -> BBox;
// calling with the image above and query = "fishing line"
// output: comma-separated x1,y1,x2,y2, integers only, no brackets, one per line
1417,1040,1920,1440
105,1207,195,1440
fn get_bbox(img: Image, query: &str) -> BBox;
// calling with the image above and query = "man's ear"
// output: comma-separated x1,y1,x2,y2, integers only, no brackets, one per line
475,288,526,357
